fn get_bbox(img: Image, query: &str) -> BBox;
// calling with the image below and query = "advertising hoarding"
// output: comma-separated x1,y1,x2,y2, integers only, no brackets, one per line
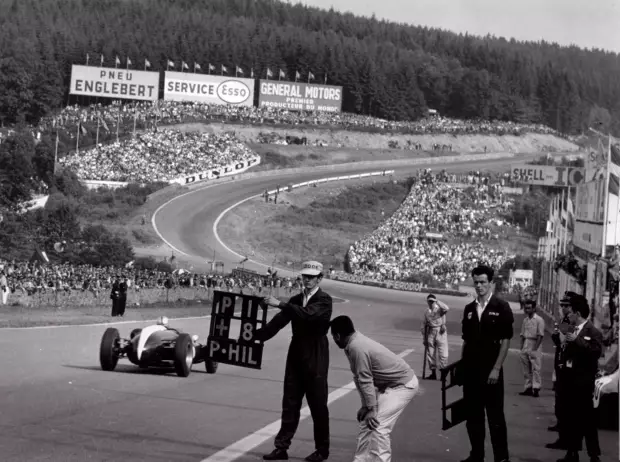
258,80,343,112
163,72,254,106
510,164,584,187
69,65,159,101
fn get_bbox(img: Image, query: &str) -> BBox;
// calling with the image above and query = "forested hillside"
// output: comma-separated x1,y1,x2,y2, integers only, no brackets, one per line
0,0,618,134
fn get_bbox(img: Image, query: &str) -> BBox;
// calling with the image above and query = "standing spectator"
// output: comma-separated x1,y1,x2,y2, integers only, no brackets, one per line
421,294,449,380
330,315,418,462
518,299,545,397
555,294,603,462
117,274,128,317
110,275,121,316
460,265,513,462
257,261,333,462
0,269,8,305
547,293,574,442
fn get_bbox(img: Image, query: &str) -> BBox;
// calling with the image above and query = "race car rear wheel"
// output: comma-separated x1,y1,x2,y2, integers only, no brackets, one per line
174,333,193,377
205,360,218,374
100,328,120,371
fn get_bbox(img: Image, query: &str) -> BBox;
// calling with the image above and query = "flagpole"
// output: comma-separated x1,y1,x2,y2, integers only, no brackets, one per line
133,102,137,138
116,109,120,143
75,124,80,154
86,54,89,66
96,114,100,146
54,131,59,175
603,133,612,258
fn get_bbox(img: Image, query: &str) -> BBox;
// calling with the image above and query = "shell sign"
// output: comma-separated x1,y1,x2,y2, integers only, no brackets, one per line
510,165,584,187
164,72,254,106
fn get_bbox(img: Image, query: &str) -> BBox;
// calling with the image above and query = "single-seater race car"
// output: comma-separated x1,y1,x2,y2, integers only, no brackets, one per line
99,316,218,377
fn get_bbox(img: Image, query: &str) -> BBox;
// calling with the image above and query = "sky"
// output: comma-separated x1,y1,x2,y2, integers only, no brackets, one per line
300,0,620,54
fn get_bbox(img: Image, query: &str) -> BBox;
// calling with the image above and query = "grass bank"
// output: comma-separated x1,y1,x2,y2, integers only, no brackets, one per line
218,172,538,273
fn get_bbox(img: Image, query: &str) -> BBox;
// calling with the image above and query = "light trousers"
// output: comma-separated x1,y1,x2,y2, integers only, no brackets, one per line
353,376,418,462
520,345,542,390
425,328,448,371
1,287,8,305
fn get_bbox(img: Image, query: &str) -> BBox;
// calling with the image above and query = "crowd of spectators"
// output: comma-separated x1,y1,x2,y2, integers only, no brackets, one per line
0,258,300,306
346,169,517,286
38,101,561,141
58,129,257,182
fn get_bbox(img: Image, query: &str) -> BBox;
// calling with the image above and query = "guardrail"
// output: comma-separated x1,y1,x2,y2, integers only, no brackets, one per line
266,169,396,196
330,271,469,297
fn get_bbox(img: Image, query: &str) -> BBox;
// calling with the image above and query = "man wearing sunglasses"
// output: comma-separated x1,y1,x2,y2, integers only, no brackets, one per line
257,261,333,462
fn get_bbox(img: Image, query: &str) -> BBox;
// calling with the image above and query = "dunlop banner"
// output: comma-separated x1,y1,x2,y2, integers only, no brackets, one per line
164,72,255,106
258,80,343,112
69,65,160,101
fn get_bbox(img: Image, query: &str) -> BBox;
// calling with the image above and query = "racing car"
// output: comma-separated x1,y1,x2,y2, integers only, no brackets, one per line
99,316,218,377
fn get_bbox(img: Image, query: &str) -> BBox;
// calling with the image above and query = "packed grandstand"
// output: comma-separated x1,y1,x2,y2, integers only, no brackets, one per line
346,170,517,285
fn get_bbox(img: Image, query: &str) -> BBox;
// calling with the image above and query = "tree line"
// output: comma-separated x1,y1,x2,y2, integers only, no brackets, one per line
0,0,618,134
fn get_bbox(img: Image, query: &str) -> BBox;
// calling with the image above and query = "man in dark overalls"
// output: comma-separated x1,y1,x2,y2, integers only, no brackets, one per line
257,260,333,462
110,275,121,316
547,292,574,447
460,265,514,462
117,275,128,317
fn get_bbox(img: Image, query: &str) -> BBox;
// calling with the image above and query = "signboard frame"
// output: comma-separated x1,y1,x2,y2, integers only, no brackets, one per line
163,72,255,106
440,359,467,430
69,65,160,101
206,290,269,369
258,79,343,113
509,164,584,187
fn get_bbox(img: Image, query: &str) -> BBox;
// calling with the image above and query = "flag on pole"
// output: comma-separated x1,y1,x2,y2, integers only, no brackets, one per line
86,53,90,66
208,63,215,73
236,66,244,76
115,56,120,68
167,60,175,69
194,62,201,72
279,69,285,80
266,68,273,78
250,68,254,78
295,70,301,81
182,61,189,70
221,64,228,75
100,54,104,66
324,73,328,84
126,57,132,69
308,71,315,82
144,58,151,70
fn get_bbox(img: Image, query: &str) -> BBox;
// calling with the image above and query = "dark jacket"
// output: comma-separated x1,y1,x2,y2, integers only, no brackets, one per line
461,293,514,377
257,288,333,375
559,320,603,388
552,314,571,370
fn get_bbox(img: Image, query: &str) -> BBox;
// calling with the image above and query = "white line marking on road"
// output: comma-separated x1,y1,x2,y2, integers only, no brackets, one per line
200,348,415,462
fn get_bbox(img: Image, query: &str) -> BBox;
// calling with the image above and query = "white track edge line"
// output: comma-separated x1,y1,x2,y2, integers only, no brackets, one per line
199,348,415,462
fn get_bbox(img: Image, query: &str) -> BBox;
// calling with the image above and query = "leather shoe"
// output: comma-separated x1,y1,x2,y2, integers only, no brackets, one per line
557,451,579,462
263,449,288,460
305,450,329,462
547,441,569,450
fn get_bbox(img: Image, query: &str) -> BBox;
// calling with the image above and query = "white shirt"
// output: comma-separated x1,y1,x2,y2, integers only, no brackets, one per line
573,320,587,337
302,286,320,307
476,291,493,320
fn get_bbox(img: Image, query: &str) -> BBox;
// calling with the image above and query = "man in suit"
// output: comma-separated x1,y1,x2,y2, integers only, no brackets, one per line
258,260,333,462
547,292,575,445
110,275,121,316
460,264,514,462
555,294,603,462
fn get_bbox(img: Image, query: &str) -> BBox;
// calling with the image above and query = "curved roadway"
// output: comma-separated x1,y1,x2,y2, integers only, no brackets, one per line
1,156,616,462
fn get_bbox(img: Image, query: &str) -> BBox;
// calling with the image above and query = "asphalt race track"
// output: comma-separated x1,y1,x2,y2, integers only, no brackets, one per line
2,157,617,462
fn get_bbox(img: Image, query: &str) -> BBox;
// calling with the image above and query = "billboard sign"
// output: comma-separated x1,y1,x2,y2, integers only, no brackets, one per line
258,80,343,112
69,65,159,101
163,72,254,106
510,164,584,187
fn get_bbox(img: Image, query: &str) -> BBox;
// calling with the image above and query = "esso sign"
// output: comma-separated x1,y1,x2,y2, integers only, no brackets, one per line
217,80,250,104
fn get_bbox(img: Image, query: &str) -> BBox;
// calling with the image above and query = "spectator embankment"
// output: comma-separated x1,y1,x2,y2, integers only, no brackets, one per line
178,122,579,153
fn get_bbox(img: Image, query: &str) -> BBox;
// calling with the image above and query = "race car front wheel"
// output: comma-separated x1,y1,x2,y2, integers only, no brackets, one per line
100,328,120,371
174,333,193,377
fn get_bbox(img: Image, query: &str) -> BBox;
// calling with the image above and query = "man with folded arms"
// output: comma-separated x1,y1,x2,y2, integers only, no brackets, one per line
330,315,418,462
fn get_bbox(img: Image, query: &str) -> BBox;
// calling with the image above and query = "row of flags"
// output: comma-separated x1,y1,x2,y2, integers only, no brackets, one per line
86,54,327,82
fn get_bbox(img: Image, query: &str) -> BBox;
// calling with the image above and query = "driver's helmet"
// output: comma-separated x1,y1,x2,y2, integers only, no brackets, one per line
157,316,169,326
